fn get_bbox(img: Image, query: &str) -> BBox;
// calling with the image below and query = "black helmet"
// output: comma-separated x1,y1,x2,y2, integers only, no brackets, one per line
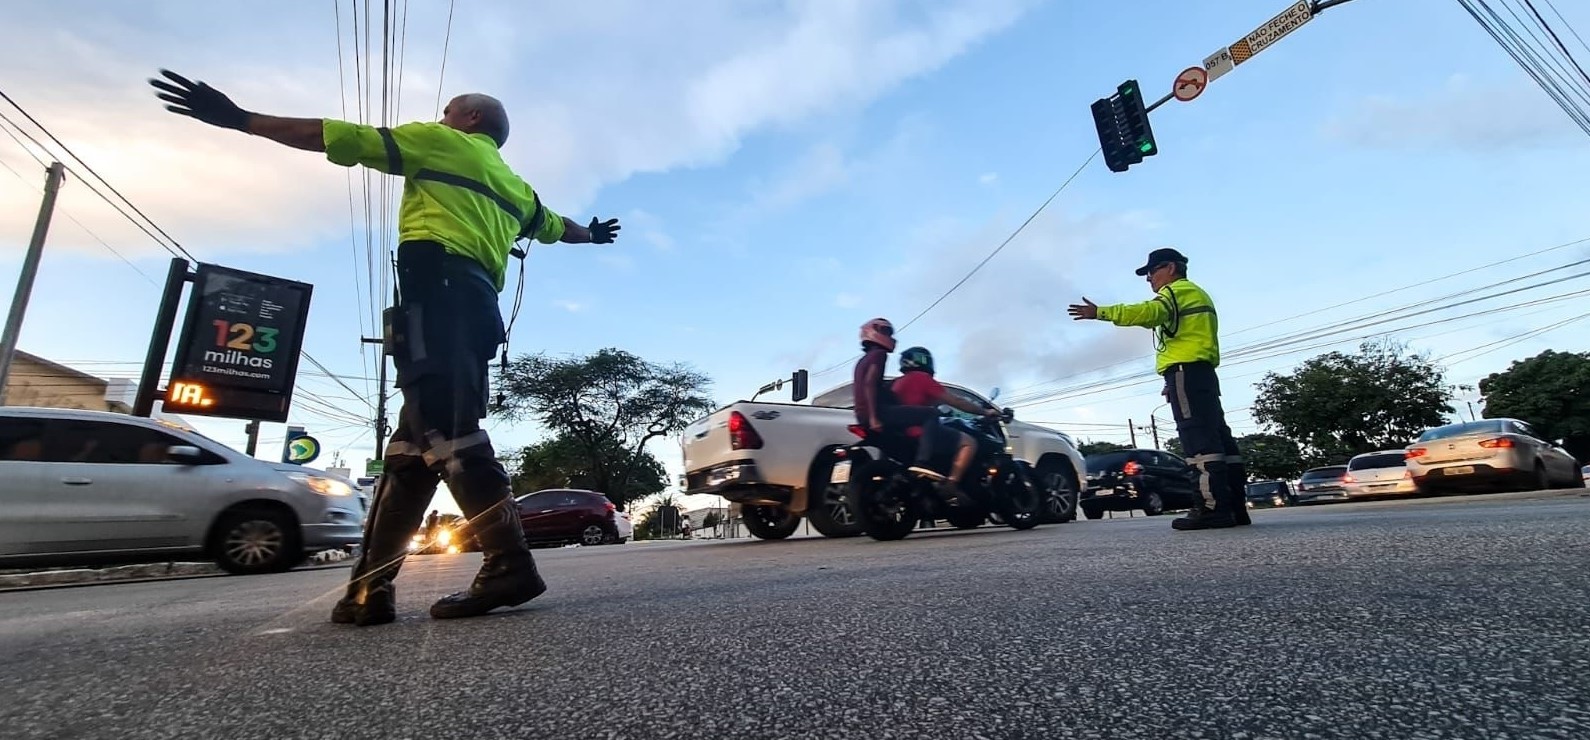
899,346,934,375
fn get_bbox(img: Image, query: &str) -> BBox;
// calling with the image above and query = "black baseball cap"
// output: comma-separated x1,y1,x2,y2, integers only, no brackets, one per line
1134,247,1189,276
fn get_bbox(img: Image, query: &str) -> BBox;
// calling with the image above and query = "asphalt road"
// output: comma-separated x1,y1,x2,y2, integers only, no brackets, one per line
3,491,1588,740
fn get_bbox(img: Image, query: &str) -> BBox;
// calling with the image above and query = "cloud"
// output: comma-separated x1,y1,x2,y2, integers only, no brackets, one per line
553,299,586,313
978,172,998,185
835,292,863,309
879,206,1167,394
746,142,853,214
1321,74,1582,150
624,209,676,253
0,0,1034,260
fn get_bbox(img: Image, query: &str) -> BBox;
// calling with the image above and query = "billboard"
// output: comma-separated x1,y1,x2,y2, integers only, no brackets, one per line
163,264,313,422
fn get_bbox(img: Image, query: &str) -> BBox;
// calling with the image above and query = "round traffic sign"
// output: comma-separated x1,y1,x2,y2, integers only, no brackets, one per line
1173,66,1209,102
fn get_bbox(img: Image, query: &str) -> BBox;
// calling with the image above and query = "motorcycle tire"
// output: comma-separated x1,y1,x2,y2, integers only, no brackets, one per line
944,509,986,529
846,460,919,541
995,461,1043,531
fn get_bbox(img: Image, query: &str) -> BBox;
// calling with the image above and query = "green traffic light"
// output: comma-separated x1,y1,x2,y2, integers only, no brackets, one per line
1139,141,1155,153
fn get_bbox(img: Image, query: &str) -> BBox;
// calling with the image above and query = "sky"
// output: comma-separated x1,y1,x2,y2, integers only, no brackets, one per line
2,0,1589,515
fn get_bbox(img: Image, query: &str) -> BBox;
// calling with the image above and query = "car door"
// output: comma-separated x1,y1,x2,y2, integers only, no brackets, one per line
30,418,211,554
518,491,582,541
1153,451,1198,505
0,416,50,557
1517,422,1576,481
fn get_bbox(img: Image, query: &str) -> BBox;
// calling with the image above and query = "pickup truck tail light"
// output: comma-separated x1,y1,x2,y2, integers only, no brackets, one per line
1122,461,1142,476
1406,448,1427,459
847,424,867,439
728,411,764,450
1478,437,1514,449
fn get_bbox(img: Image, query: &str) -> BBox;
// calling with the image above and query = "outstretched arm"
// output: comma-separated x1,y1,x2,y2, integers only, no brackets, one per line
150,70,325,152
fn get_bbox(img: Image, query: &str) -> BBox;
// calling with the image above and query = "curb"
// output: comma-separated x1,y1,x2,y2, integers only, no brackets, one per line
0,548,355,591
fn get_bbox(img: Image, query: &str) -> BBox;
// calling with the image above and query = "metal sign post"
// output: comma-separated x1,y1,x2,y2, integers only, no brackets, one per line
0,161,65,403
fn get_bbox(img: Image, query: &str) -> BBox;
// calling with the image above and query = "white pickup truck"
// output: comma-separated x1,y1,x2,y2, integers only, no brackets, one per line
679,380,1087,540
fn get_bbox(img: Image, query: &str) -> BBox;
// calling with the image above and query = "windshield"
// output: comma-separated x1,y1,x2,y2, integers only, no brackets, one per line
1349,453,1406,471
1301,467,1346,481
1418,420,1506,442
1085,452,1131,473
1246,481,1286,495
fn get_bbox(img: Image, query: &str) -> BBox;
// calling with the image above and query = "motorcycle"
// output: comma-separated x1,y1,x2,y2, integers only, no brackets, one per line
840,407,1042,541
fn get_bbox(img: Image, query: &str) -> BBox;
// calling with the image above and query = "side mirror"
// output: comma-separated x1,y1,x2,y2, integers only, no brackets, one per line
988,387,1001,402
1001,407,1016,422
167,445,203,464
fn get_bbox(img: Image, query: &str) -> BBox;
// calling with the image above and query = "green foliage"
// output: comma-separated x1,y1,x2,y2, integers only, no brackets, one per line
1236,433,1305,481
1078,440,1132,457
1479,350,1590,462
702,511,723,529
493,348,713,509
1253,340,1455,467
506,433,666,509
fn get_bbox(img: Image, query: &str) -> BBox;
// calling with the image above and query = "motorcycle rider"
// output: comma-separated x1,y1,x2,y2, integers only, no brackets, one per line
851,319,939,467
889,347,999,507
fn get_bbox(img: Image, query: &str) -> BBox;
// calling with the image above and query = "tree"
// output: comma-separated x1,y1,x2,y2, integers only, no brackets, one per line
1253,340,1456,467
1235,434,1305,481
702,511,723,530
1165,438,1184,457
1479,350,1590,462
633,492,681,540
506,433,667,508
493,348,714,509
1078,440,1132,457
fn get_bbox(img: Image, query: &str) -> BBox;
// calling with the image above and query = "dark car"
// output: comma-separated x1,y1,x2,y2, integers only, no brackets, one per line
1081,449,1201,518
1244,479,1295,508
1295,466,1350,504
514,489,627,547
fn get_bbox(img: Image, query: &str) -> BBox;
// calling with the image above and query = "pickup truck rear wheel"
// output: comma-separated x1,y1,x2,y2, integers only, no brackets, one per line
742,505,801,540
806,450,866,538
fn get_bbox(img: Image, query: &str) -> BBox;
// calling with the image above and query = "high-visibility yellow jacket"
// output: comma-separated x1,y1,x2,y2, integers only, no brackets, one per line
1098,278,1220,373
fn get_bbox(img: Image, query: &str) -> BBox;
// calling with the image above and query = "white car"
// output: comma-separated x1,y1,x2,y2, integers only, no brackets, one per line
1342,450,1418,498
613,508,634,542
1406,419,1582,492
0,407,365,574
680,380,1087,540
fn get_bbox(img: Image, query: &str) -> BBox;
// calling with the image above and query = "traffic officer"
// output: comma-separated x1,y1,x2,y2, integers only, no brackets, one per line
150,70,621,623
1066,248,1249,530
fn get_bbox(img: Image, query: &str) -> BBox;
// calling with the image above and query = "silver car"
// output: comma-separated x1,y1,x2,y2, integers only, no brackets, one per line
1295,465,1350,504
0,407,365,574
1343,450,1418,498
1405,418,1582,493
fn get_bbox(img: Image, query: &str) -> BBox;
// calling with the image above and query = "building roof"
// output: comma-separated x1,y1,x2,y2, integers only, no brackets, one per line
10,350,108,386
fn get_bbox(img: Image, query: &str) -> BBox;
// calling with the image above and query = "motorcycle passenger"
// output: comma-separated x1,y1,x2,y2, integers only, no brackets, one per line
889,347,999,507
851,319,940,465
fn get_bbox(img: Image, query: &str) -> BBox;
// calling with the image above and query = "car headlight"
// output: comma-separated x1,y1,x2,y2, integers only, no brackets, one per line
437,528,452,545
286,472,353,497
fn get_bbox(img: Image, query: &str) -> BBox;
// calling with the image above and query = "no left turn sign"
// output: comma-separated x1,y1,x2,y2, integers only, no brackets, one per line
1173,66,1208,102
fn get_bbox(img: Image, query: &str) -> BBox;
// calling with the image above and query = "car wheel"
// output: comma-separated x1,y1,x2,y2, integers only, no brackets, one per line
1142,491,1165,516
1082,505,1105,520
1036,459,1079,523
213,507,301,575
580,524,607,547
1532,460,1550,492
742,505,801,540
601,529,619,545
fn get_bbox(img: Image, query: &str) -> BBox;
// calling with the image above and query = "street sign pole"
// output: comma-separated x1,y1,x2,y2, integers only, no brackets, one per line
133,258,193,417
0,161,65,404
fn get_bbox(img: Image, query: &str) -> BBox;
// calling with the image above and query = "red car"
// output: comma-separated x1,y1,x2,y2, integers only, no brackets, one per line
514,489,628,546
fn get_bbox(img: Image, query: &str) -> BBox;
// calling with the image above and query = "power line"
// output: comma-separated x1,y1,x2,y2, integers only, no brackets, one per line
1523,0,1590,87
0,88,199,261
809,149,1101,381
434,0,457,119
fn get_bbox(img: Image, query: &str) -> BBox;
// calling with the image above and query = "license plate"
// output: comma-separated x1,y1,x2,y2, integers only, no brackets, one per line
830,460,851,484
1443,466,1475,476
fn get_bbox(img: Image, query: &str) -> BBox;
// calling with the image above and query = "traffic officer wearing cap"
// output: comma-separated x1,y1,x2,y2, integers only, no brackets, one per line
149,70,622,622
1067,248,1249,530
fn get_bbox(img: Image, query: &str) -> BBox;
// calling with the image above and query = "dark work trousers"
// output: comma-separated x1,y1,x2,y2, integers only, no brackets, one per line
879,405,941,463
343,241,533,602
1163,361,1247,513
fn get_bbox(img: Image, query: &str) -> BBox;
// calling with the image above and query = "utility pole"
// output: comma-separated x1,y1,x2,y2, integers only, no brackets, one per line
1128,418,1138,448
361,334,388,461
1150,417,1161,449
0,161,65,403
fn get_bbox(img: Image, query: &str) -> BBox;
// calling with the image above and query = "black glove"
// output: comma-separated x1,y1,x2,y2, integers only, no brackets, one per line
148,69,251,131
587,217,621,244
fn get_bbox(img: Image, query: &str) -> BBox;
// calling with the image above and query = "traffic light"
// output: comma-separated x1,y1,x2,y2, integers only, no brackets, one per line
790,369,809,403
1091,79,1158,173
